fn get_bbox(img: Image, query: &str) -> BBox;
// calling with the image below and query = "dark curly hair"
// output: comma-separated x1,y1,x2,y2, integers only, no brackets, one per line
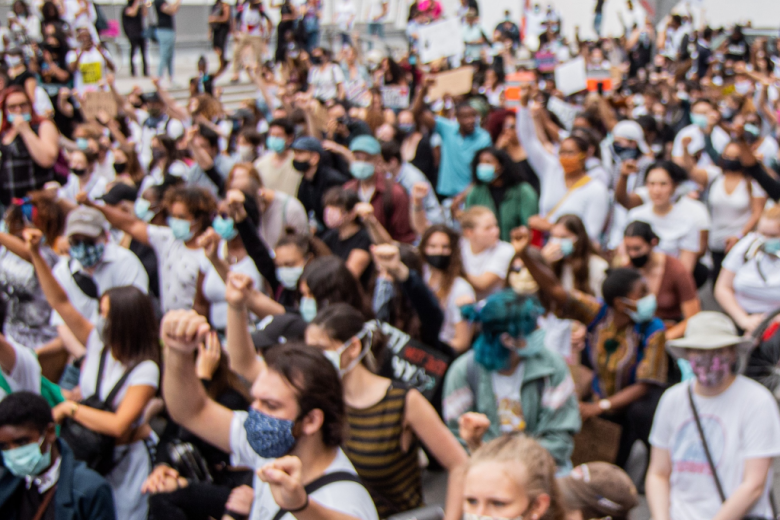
162,186,217,236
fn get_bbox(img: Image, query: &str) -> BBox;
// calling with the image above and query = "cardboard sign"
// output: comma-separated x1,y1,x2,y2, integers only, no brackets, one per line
381,85,410,109
374,321,452,401
554,57,587,96
428,67,475,100
534,50,557,73
80,91,117,121
418,18,466,64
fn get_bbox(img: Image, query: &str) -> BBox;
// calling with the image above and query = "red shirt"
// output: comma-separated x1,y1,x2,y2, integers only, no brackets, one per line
344,176,416,244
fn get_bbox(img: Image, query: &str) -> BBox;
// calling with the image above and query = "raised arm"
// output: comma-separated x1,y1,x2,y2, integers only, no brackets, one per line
15,118,59,168
514,228,568,305
615,160,643,209
161,309,235,454
0,232,32,262
24,229,94,346
80,194,150,245
411,77,437,132
224,272,264,382
516,86,560,181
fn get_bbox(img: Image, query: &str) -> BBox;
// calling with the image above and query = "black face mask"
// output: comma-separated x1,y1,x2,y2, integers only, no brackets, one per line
292,159,311,172
310,55,323,65
114,162,127,174
721,158,742,172
629,253,650,268
614,143,641,161
71,168,87,177
425,254,452,271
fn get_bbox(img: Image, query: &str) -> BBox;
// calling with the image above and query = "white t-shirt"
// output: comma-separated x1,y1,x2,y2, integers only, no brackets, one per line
138,160,188,195
241,8,266,36
79,331,159,421
423,268,475,345
367,0,387,22
0,338,42,400
67,47,110,94
51,243,149,324
546,178,610,241
460,238,515,300
706,169,766,251
492,362,525,434
649,378,780,520
147,225,206,313
721,233,780,314
201,244,263,330
560,255,608,298
58,172,108,203
626,202,702,258
94,150,116,183
308,64,345,102
229,411,379,520
137,116,185,170
335,0,356,31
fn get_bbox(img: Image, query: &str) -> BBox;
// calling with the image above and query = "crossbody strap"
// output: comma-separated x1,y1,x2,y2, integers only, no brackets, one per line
687,384,727,502
95,346,138,410
271,471,364,520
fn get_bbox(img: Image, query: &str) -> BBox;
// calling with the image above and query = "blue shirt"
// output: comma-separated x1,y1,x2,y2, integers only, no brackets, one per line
434,116,492,196
395,162,444,226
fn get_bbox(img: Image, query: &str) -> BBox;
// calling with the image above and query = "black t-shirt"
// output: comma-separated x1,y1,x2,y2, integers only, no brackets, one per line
322,227,373,286
122,0,144,38
8,69,35,89
155,0,174,29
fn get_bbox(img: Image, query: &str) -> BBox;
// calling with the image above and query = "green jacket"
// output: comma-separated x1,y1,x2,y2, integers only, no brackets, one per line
442,346,580,468
465,183,539,242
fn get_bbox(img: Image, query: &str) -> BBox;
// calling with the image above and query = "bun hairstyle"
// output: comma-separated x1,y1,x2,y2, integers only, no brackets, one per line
624,220,659,244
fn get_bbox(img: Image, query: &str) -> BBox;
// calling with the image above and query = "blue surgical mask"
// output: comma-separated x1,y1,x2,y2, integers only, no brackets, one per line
551,237,575,257
266,135,287,153
299,296,317,322
6,113,31,123
2,437,51,478
398,123,415,134
763,237,780,255
167,216,194,242
276,266,303,290
212,215,238,240
690,113,708,129
134,198,155,222
70,241,105,268
476,163,497,183
350,161,375,180
76,137,89,150
243,408,296,458
624,294,657,323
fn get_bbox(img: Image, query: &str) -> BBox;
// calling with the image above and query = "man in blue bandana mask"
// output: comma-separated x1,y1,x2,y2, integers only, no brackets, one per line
442,289,580,469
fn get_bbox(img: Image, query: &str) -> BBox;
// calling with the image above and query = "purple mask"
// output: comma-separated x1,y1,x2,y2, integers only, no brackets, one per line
688,350,732,387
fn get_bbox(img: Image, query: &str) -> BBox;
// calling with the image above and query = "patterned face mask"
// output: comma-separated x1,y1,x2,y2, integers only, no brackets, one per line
243,408,297,458
70,241,105,268
688,350,733,387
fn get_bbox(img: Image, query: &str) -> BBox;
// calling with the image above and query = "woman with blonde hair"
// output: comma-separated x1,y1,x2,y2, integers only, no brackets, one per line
463,434,565,520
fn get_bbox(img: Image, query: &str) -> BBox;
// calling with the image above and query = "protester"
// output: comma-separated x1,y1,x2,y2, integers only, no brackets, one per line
647,312,780,520
459,206,515,300
122,0,148,77
558,462,638,520
0,392,117,519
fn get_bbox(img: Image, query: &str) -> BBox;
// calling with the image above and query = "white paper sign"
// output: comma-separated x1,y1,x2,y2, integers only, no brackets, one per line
381,86,410,109
418,18,466,64
547,97,580,131
554,57,587,96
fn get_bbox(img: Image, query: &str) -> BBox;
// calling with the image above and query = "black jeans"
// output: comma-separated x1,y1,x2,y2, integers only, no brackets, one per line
128,37,148,76
607,385,665,470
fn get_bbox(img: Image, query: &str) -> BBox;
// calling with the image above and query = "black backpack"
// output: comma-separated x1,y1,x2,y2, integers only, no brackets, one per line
745,308,780,396
60,347,137,475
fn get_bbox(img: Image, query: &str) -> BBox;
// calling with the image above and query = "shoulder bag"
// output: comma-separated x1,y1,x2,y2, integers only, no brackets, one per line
60,347,137,475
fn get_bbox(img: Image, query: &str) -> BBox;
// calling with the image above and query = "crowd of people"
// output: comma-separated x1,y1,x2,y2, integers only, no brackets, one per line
0,0,780,520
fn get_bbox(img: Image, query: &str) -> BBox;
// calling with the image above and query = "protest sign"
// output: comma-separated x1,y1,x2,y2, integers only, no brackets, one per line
535,50,557,73
554,57,587,96
381,85,410,109
428,67,475,100
547,96,580,131
504,71,537,109
81,91,117,121
419,18,465,63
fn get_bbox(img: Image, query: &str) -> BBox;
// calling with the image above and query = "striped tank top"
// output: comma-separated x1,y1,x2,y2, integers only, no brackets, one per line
344,383,423,518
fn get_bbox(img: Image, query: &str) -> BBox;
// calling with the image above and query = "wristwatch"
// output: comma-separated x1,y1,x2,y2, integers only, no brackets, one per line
598,399,612,412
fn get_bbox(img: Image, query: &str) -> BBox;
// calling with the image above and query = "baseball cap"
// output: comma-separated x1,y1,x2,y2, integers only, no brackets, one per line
291,136,324,155
99,183,138,206
349,135,381,155
558,462,638,519
613,120,650,154
65,206,107,238
251,314,308,351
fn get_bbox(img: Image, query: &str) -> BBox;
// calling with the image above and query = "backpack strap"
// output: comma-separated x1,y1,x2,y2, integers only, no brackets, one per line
95,346,139,411
271,471,364,520
382,175,394,227
69,259,99,300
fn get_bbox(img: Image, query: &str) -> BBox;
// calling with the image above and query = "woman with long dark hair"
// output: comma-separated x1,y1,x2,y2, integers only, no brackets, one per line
465,147,538,242
419,224,475,352
27,229,160,520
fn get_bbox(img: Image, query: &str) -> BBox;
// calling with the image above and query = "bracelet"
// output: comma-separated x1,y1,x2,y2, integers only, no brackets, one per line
288,494,309,513
70,402,79,417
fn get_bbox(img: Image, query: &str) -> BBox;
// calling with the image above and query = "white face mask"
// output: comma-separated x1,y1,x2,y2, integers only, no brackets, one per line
238,145,255,161
324,329,370,378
